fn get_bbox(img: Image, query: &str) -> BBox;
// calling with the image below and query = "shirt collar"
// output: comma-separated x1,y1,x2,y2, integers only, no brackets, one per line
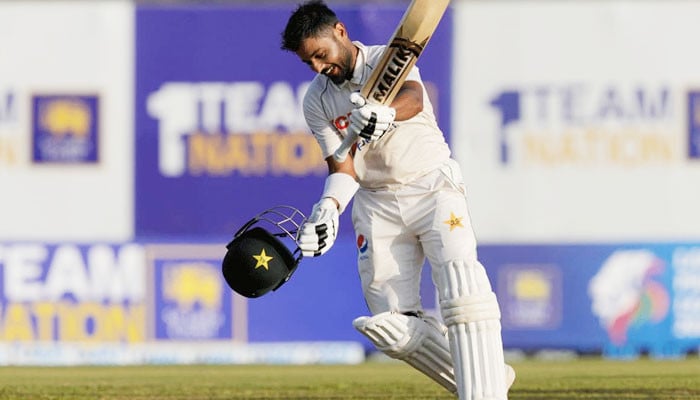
349,41,367,86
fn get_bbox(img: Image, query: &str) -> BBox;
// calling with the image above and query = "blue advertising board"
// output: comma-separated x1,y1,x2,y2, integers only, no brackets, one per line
135,4,453,240
479,243,700,357
145,244,243,341
1,241,698,357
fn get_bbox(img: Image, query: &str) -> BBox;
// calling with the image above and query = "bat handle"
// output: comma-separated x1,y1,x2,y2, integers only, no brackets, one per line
333,131,358,162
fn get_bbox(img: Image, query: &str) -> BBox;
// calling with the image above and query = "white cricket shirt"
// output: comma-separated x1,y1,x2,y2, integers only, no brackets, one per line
302,41,451,190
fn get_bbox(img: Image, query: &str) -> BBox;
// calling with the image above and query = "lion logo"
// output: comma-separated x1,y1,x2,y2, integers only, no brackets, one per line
163,263,222,310
39,98,91,138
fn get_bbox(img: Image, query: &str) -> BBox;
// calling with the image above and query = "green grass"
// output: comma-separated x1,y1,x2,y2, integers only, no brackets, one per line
0,357,698,399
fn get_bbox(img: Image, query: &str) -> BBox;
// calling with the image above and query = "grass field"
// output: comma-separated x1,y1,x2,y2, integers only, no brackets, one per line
0,357,699,400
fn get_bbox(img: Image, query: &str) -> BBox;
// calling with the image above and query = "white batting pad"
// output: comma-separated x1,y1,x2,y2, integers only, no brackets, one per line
435,259,508,400
353,312,457,394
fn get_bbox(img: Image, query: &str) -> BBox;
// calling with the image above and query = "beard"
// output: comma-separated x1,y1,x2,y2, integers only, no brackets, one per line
327,41,355,85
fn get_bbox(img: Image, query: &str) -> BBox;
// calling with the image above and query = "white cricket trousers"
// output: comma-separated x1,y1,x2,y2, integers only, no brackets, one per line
351,159,479,314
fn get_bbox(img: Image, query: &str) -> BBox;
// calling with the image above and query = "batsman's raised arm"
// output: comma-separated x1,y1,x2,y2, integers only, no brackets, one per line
332,79,424,168
385,80,424,121
334,79,424,162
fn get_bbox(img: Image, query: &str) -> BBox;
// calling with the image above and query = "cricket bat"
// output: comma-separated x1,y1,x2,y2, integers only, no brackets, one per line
333,0,451,162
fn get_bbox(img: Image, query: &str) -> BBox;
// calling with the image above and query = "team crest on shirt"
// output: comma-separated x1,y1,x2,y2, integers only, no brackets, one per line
443,212,464,231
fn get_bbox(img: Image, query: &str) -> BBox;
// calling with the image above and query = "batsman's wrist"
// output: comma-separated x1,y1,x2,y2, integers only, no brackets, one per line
321,172,359,214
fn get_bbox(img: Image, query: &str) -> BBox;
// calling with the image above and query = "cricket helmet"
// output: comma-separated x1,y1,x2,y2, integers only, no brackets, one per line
222,205,305,298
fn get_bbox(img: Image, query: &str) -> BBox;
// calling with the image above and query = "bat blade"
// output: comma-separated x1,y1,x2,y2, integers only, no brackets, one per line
333,0,450,162
362,0,450,106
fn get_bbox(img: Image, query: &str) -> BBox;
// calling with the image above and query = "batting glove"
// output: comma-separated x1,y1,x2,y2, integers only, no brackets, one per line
297,198,339,257
348,92,396,143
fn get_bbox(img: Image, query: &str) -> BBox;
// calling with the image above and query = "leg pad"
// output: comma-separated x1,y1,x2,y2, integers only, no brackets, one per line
353,312,457,394
435,260,508,400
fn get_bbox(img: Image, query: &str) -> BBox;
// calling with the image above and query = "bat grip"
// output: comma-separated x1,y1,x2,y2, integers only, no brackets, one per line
333,131,358,162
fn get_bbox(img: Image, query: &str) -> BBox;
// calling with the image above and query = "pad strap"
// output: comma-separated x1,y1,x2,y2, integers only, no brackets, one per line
441,292,501,326
321,172,359,214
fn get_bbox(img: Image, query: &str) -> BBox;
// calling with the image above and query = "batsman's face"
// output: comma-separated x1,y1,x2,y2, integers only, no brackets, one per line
296,23,355,85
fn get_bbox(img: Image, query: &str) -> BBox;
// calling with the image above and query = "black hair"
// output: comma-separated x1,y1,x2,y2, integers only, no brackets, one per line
281,0,339,52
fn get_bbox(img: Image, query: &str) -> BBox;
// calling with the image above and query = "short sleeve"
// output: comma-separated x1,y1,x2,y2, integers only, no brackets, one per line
303,89,343,159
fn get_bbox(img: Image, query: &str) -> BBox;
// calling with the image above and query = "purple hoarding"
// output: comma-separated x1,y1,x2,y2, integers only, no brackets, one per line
135,5,451,240
135,4,453,240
